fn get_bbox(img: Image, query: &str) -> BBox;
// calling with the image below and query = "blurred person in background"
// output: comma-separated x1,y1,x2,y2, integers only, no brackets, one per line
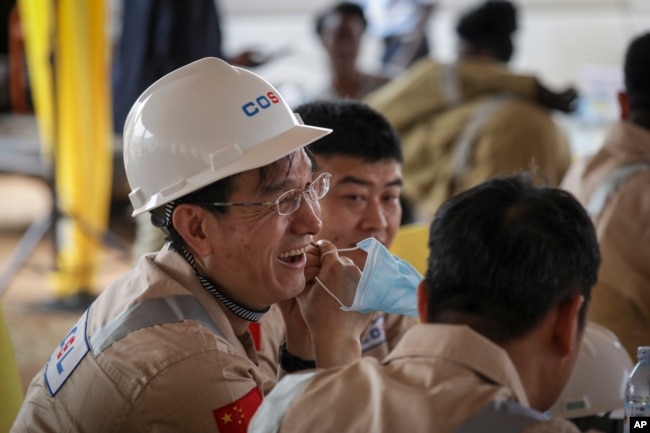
311,2,391,101
365,0,576,221
561,31,650,360
111,0,267,135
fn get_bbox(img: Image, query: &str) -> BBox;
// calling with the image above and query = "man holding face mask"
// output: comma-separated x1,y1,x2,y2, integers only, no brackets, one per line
251,173,600,433
255,99,419,384
11,59,369,433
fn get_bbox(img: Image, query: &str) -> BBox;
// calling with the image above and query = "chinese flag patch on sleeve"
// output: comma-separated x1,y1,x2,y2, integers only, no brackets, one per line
213,387,263,433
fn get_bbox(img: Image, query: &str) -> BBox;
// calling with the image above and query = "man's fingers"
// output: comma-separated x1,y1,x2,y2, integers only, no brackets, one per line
339,256,355,266
316,239,338,259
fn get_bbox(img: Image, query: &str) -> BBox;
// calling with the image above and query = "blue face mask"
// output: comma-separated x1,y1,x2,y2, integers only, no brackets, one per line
316,237,422,317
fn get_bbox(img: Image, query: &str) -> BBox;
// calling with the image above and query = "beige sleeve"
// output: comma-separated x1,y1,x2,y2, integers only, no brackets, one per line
383,313,418,351
364,59,538,133
461,100,571,191
598,173,650,321
121,349,265,432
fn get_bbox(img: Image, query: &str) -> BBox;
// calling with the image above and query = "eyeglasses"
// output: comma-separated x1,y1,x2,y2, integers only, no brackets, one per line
203,172,331,216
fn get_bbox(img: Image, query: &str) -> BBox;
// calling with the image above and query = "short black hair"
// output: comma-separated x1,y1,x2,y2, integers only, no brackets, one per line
295,99,402,165
424,173,600,343
315,2,366,36
624,32,650,112
456,0,518,62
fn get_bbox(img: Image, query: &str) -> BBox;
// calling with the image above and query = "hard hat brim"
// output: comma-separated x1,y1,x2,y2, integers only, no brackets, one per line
130,123,332,216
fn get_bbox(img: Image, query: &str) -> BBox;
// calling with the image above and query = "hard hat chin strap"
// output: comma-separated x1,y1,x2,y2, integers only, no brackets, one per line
177,241,269,322
162,200,268,321
162,202,176,228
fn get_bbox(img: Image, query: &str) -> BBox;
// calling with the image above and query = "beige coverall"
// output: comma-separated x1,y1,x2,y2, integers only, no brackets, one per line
366,59,572,219
250,324,581,433
11,247,272,433
561,120,650,359
256,303,416,386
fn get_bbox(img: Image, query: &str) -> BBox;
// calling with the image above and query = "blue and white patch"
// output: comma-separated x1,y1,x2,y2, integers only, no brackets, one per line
361,314,386,352
44,310,89,396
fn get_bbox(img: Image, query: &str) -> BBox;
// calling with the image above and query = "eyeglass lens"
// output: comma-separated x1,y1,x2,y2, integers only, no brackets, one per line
277,173,329,215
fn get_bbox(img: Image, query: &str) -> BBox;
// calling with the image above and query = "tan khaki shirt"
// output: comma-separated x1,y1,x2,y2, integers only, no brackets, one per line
561,120,650,358
11,247,270,433
250,324,579,433
257,304,416,384
366,60,571,219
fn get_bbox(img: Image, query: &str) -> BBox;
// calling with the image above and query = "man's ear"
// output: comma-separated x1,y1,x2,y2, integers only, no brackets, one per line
553,295,585,358
618,91,630,120
417,281,428,324
171,204,213,256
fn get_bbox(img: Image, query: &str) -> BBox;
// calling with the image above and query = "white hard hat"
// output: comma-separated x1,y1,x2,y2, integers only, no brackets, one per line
548,321,634,419
123,57,332,216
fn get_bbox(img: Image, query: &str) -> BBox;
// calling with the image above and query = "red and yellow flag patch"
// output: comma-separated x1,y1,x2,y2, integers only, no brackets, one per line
213,387,263,433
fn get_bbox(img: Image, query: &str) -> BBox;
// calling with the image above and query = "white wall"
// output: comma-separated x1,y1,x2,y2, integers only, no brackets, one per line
218,1,650,156
220,2,650,87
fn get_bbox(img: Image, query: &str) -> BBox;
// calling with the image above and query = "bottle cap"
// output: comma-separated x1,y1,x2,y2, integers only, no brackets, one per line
637,346,650,361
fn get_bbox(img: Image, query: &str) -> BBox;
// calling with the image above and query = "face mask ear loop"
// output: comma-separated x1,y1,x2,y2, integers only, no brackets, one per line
320,246,359,259
313,276,346,308
315,246,360,308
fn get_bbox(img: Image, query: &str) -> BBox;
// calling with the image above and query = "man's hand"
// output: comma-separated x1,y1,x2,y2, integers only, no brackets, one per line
536,82,579,113
296,240,371,368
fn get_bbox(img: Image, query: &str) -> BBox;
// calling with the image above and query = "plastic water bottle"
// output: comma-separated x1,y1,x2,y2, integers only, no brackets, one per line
625,346,650,433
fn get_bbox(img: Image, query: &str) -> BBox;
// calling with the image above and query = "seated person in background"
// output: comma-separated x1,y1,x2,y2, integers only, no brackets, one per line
311,2,391,100
561,31,650,360
365,0,575,221
250,172,601,433
256,99,417,388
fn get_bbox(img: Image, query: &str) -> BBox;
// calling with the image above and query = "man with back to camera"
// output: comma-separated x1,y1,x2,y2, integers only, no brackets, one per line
10,58,371,432
561,32,650,361
255,99,417,384
249,172,601,433
365,0,575,221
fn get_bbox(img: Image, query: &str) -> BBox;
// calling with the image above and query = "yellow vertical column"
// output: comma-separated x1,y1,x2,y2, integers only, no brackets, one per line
50,0,112,297
6,0,53,425
17,0,54,163
0,308,23,432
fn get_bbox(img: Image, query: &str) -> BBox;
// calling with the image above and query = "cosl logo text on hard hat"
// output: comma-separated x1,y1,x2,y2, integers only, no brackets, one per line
242,91,281,117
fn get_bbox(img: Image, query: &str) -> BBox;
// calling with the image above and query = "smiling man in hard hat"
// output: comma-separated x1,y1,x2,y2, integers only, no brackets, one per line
11,58,368,433
255,99,417,386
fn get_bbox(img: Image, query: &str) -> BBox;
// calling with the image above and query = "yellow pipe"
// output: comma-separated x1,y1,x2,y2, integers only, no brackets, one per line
49,0,113,296
0,307,23,432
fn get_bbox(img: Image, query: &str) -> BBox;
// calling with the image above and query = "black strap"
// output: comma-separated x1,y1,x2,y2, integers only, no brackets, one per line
279,342,316,373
